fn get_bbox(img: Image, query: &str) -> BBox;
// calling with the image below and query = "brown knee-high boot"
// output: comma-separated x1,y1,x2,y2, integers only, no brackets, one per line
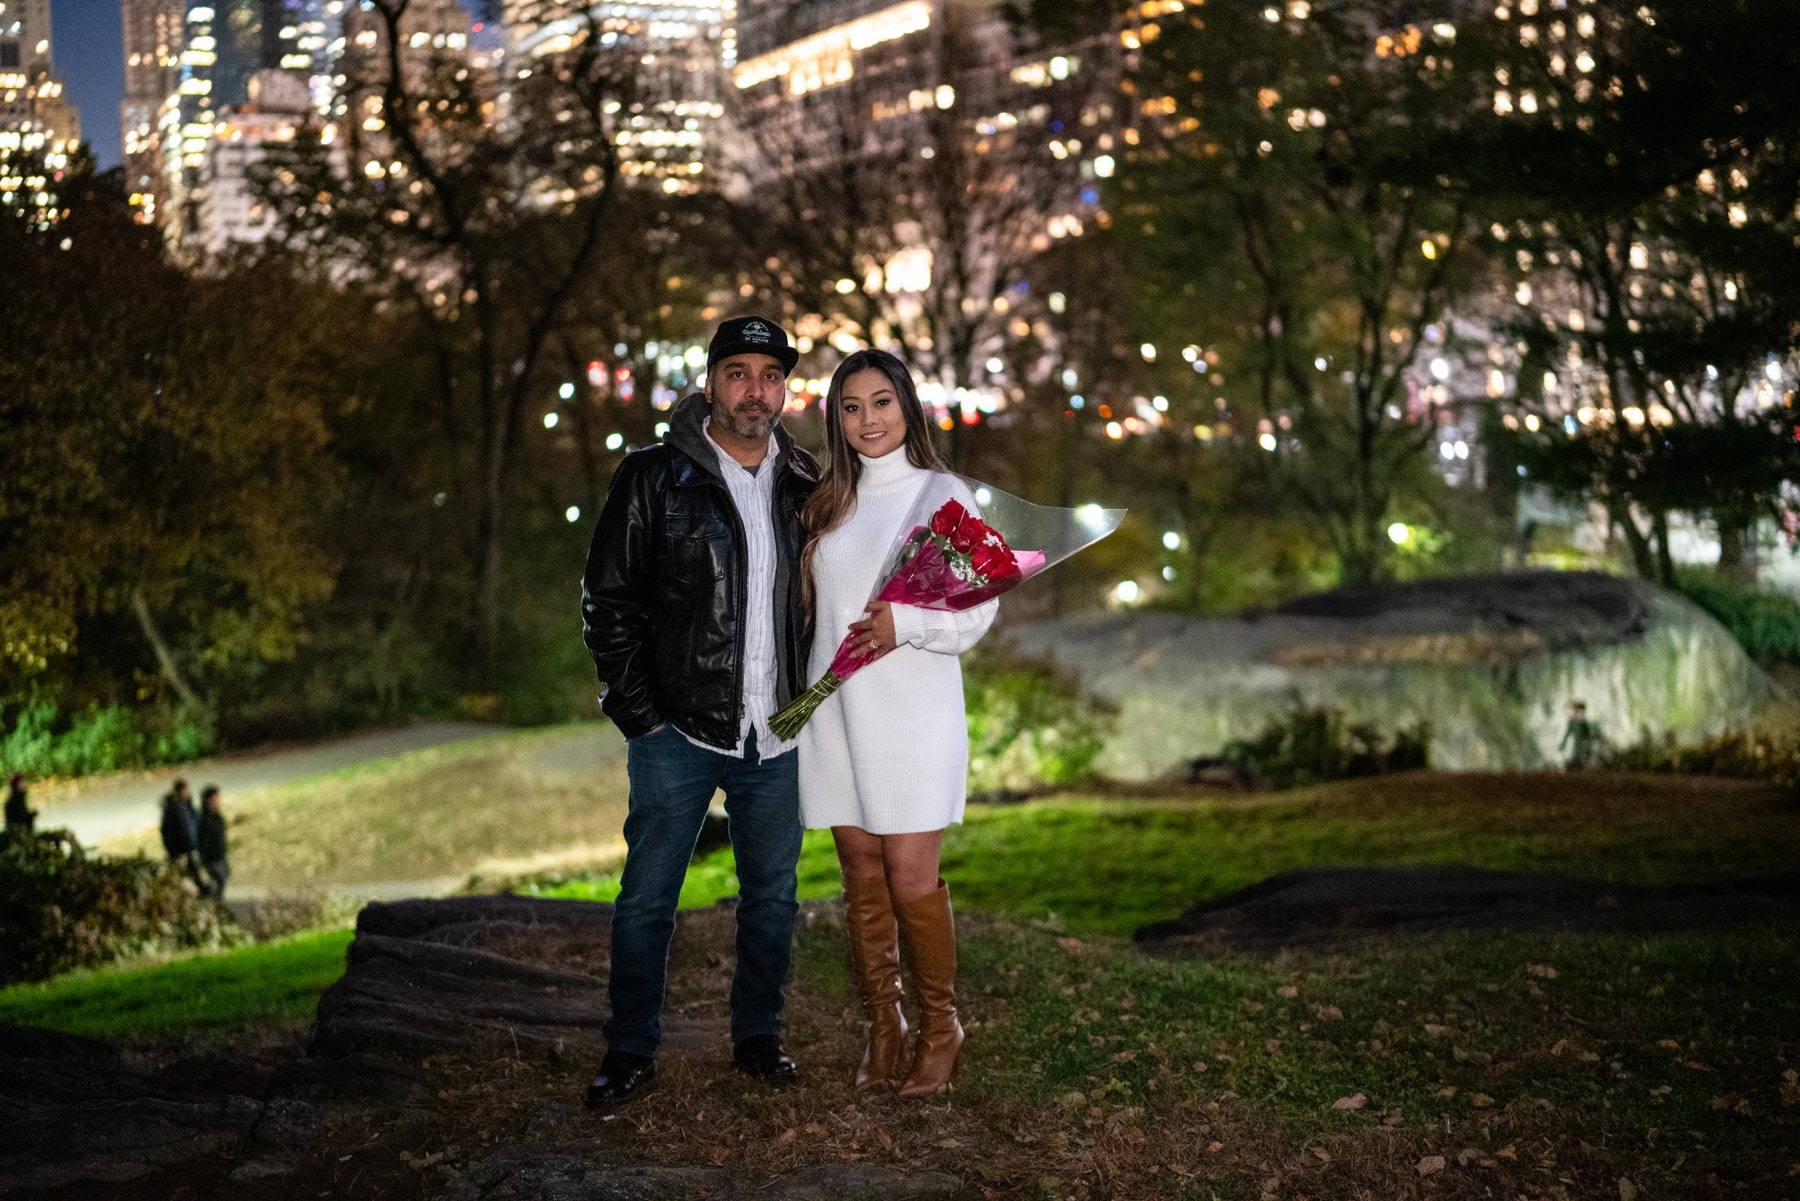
842,873,908,1089
895,879,963,1097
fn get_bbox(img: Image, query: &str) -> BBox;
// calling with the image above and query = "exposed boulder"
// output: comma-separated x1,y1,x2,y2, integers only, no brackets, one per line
1003,571,1774,776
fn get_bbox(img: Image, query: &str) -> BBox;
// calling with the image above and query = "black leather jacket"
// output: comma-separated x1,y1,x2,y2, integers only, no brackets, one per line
580,394,818,746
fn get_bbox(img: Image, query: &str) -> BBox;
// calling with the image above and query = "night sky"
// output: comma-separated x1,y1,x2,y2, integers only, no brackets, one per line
52,0,125,170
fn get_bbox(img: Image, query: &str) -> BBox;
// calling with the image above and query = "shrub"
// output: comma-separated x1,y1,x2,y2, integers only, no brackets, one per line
1601,729,1800,795
964,650,1117,794
1220,705,1431,790
0,699,216,780
1677,572,1800,665
0,829,241,986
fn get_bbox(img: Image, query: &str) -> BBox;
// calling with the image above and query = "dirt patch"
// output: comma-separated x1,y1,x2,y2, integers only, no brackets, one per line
1136,865,1800,953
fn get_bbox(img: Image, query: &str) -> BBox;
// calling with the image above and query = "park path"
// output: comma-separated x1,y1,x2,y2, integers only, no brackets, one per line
32,720,506,850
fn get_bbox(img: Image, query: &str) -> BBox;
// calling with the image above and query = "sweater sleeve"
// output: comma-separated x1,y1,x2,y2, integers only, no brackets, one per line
889,598,997,655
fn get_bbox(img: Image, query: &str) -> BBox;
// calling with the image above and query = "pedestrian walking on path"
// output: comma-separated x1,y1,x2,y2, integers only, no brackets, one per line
197,785,230,900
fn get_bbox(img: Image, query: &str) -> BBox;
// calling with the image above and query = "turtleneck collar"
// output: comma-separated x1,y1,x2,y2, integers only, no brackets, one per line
856,448,926,491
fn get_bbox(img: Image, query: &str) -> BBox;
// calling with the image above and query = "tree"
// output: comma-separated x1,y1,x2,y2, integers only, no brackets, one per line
1115,1,1497,583
725,1,1109,465
1470,0,1800,582
0,164,338,710
258,0,639,677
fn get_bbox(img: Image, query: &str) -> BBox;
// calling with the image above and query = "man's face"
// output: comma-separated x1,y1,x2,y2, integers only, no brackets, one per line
707,353,786,444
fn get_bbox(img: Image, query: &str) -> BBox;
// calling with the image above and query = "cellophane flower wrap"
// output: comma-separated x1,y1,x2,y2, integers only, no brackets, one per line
768,474,1125,738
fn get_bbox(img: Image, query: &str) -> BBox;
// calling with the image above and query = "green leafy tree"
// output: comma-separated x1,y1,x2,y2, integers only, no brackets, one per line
0,165,339,712
1115,2,1497,584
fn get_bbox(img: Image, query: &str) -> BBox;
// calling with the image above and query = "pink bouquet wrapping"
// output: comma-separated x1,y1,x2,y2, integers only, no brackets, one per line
767,475,1124,738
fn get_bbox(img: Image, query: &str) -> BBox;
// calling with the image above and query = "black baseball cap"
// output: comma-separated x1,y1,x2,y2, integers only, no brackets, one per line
707,315,799,374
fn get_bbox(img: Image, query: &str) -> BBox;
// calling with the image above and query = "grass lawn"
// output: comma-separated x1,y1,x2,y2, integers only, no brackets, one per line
531,769,1800,935
0,927,353,1043
101,723,632,887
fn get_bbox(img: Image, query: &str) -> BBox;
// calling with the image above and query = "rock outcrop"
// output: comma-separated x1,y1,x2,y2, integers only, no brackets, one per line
1004,571,1774,776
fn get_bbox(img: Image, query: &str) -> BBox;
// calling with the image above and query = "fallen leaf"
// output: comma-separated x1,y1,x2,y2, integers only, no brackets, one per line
1549,1038,1568,1056
1618,1177,1640,1201
1495,1144,1517,1159
1526,963,1559,979
1332,1093,1368,1110
1058,1091,1087,1110
774,1128,797,1146
1191,1061,1210,1073
1314,1004,1344,1021
1656,1039,1680,1051
1206,1141,1224,1153
1310,1146,1331,1162
937,1138,962,1150
1416,1155,1446,1176
1681,1060,1714,1072
1058,937,1084,953
1278,985,1299,998
1470,1093,1495,1108
1424,1023,1452,1036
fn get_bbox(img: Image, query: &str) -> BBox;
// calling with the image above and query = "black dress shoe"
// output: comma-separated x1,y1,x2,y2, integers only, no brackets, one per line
733,1035,799,1082
584,1050,656,1105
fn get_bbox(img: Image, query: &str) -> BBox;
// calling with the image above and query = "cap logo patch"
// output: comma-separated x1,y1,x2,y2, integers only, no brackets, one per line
743,320,772,342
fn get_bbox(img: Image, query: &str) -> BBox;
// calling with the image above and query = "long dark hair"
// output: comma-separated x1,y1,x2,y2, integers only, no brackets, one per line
801,348,947,602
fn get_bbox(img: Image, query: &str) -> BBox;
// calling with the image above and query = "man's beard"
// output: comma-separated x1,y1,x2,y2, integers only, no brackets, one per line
714,400,775,442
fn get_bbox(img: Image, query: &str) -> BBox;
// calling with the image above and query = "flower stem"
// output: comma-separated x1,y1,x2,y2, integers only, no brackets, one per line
768,672,844,740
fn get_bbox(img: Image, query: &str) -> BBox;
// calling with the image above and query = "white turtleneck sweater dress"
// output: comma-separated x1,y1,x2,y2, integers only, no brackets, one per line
798,452,998,835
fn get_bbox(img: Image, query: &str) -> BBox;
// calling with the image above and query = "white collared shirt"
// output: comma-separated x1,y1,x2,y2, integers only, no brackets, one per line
682,419,795,760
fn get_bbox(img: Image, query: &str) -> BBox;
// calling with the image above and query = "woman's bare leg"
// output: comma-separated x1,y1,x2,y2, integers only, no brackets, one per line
879,830,945,903
833,824,887,882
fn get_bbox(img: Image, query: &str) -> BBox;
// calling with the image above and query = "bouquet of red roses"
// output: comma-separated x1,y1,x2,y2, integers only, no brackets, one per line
767,476,1121,738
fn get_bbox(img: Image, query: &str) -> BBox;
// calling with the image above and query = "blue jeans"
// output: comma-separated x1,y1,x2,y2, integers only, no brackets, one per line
604,725,801,1057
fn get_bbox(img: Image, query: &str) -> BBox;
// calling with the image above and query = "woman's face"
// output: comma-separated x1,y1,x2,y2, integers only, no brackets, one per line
838,367,907,459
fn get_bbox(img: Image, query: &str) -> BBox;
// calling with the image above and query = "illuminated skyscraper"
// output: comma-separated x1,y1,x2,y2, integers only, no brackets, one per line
503,0,731,194
164,0,312,245
121,0,185,224
0,0,80,226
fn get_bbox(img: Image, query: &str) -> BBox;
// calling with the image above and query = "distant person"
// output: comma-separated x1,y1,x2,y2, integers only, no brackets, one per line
1560,700,1602,770
159,779,204,887
196,786,230,900
5,771,35,834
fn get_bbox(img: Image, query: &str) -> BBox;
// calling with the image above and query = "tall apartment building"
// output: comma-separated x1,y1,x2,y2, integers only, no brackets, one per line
162,0,314,243
0,0,80,227
121,0,185,224
191,67,321,255
502,0,731,195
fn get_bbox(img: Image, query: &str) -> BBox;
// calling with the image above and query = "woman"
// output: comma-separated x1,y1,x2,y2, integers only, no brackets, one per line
797,348,997,1096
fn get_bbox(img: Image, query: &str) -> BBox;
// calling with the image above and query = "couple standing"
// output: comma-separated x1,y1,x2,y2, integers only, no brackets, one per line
579,316,993,1104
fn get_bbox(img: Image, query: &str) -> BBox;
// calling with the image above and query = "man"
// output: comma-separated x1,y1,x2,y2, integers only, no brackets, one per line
158,778,204,888
197,785,230,900
4,772,35,835
580,315,817,1104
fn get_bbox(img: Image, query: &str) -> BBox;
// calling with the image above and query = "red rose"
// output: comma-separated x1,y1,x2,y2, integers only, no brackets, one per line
948,510,989,554
930,501,967,538
970,537,1020,581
